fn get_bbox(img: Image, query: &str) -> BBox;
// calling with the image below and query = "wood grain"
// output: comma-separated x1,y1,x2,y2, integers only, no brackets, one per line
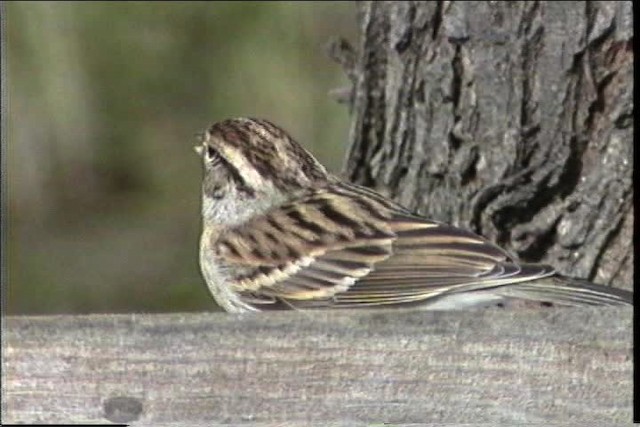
2,308,633,424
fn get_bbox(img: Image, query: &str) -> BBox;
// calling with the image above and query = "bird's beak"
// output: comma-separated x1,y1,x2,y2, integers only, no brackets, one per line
193,131,207,156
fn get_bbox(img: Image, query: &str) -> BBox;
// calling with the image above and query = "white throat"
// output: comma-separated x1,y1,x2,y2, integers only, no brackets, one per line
201,187,289,227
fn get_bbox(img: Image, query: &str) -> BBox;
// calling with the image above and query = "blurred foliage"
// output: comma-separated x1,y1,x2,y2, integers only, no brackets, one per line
6,1,357,314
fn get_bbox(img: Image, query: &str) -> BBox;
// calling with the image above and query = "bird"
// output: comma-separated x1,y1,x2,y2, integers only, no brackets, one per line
194,117,634,313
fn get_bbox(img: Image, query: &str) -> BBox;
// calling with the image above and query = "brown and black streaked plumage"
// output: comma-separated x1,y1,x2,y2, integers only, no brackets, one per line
195,117,634,313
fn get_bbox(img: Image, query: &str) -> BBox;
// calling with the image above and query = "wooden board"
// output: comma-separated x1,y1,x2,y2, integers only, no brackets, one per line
2,308,633,424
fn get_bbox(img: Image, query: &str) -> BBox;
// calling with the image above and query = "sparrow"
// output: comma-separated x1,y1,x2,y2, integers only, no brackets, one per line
194,117,633,313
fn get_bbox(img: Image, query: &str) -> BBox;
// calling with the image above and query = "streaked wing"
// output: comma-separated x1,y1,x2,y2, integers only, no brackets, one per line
214,183,558,309
322,213,555,308
215,185,395,303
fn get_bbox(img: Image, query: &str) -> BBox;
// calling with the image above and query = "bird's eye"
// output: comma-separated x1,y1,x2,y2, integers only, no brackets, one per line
206,145,221,163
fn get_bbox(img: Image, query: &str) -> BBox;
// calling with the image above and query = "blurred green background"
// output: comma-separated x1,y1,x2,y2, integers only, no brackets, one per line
6,1,357,314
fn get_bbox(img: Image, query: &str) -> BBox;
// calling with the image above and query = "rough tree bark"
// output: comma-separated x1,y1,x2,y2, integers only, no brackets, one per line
331,1,633,291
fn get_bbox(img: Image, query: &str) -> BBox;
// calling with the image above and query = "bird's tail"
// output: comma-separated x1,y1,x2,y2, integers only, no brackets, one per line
493,273,633,307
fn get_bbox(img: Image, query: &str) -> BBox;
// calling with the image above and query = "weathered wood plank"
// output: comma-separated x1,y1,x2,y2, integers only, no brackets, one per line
2,308,633,424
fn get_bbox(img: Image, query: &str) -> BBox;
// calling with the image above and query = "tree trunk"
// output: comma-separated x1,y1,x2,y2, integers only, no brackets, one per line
335,1,633,290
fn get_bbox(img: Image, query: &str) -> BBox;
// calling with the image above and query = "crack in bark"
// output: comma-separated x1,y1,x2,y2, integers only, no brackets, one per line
431,1,444,40
517,5,543,171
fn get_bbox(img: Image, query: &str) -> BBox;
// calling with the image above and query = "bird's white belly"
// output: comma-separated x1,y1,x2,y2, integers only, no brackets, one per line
199,233,257,313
